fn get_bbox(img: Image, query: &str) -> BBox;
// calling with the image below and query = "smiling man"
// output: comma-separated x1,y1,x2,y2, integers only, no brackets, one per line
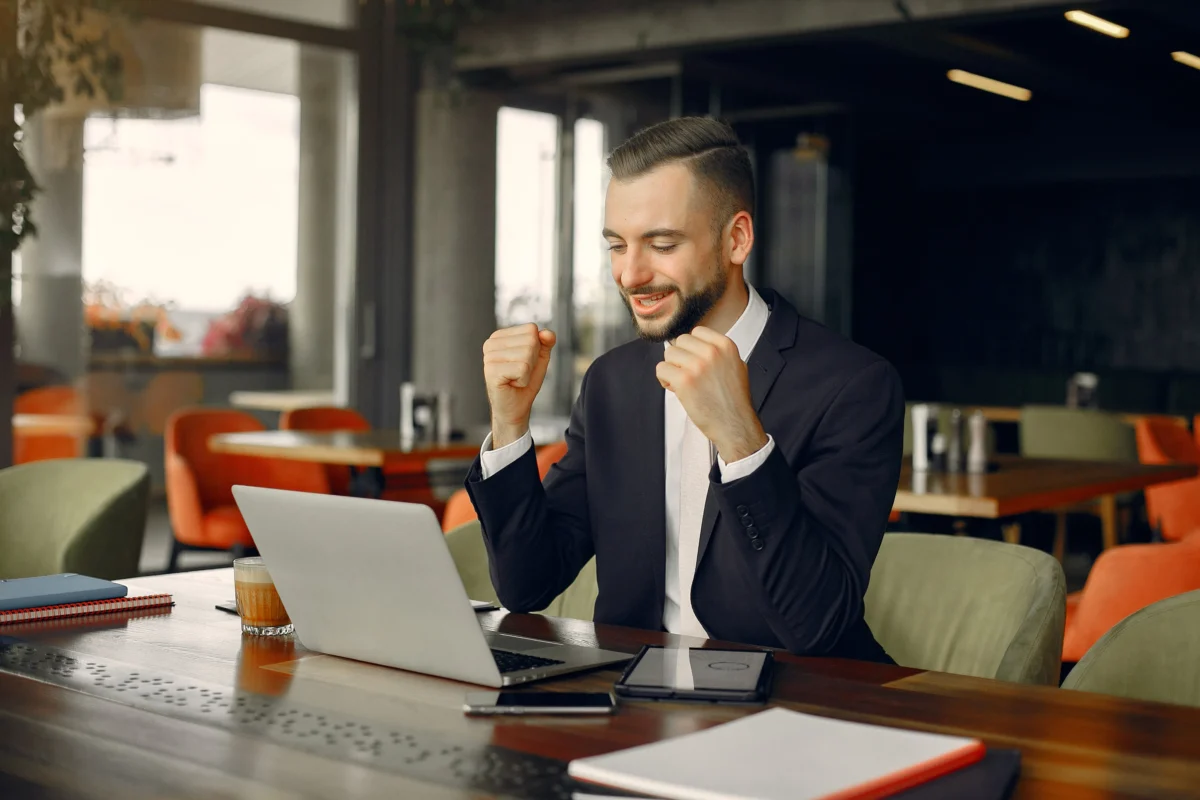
465,117,904,662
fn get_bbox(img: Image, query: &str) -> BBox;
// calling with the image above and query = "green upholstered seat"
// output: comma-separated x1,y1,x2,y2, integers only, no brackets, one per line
0,459,150,581
864,533,1066,685
444,520,598,621
1018,406,1137,462
1062,589,1200,707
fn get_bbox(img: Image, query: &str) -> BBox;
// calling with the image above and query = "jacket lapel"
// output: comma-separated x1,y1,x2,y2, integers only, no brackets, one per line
695,291,795,569
639,343,668,613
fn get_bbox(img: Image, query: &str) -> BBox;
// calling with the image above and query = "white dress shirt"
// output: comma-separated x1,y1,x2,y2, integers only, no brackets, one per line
479,284,775,636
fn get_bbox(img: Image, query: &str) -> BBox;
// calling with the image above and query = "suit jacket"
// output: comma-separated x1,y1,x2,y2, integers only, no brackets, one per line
465,289,904,663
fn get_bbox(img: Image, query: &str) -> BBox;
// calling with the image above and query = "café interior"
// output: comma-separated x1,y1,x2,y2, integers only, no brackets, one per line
5,0,1200,796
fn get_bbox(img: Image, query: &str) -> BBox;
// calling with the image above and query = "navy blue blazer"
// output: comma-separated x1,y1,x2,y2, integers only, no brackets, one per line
465,289,904,663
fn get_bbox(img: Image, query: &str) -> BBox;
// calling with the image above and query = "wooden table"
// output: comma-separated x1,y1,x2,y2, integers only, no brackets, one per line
229,389,338,412
2,568,1199,798
893,455,1198,549
12,413,95,436
208,429,482,497
974,405,1189,427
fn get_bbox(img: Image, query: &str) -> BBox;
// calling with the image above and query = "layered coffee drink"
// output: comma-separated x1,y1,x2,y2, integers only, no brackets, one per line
233,557,293,636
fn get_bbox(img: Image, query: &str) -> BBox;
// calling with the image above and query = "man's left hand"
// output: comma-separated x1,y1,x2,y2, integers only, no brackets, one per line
657,326,769,464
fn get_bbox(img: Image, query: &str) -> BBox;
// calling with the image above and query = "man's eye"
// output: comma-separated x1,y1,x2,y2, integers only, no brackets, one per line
607,243,626,253
651,244,677,254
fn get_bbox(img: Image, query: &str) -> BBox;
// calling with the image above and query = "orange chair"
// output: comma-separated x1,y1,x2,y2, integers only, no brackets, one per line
1063,537,1200,663
279,406,370,496
1135,418,1200,542
13,385,88,464
441,440,570,532
165,408,329,571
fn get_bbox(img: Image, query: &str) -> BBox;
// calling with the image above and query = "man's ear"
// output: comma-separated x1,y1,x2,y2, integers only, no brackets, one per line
728,211,755,266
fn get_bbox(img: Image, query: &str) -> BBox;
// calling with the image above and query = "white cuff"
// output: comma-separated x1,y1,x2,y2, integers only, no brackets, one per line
717,435,775,483
479,430,534,479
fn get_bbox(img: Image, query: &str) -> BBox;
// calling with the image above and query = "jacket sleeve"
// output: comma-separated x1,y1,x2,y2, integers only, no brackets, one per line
463,372,594,613
709,360,904,655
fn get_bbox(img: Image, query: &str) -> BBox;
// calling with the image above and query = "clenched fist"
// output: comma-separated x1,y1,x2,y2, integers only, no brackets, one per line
483,323,556,448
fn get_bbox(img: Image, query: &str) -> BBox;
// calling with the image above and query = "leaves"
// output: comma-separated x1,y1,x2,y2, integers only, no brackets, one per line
1,0,129,253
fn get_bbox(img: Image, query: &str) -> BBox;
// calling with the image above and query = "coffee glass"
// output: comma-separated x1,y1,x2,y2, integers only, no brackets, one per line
233,557,293,636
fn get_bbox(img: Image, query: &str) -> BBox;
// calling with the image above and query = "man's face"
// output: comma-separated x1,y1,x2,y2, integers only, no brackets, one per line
603,163,727,343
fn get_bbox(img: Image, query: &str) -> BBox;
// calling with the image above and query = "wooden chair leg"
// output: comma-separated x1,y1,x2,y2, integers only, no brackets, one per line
1002,521,1022,545
1099,494,1119,550
166,538,185,573
1053,510,1068,563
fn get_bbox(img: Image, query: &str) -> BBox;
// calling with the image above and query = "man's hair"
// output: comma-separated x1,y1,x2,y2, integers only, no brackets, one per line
606,116,755,232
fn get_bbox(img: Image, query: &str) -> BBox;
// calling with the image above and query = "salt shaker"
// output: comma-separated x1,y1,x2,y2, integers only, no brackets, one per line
967,410,989,474
911,404,930,472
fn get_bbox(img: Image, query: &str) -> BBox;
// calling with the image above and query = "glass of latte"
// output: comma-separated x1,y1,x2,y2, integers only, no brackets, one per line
233,557,293,636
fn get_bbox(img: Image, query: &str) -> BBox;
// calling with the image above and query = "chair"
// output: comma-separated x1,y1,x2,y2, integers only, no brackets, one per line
1062,589,1200,708
1019,406,1138,558
0,459,150,581
863,533,1066,685
165,408,329,571
440,440,570,532
1062,538,1200,663
1136,418,1200,542
444,520,598,621
279,406,370,496
13,385,88,463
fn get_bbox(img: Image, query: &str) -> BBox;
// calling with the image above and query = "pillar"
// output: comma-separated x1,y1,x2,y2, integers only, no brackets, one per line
411,88,501,429
16,114,87,381
290,48,341,391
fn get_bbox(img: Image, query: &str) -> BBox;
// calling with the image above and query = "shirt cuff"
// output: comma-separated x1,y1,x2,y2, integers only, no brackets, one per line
479,430,534,479
717,435,775,483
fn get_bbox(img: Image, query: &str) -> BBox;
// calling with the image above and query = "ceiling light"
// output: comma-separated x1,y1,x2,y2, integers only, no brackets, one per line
947,69,1032,102
1065,10,1129,38
1172,51,1200,71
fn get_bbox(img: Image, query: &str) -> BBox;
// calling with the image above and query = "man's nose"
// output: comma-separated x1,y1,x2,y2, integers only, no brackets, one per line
617,251,654,291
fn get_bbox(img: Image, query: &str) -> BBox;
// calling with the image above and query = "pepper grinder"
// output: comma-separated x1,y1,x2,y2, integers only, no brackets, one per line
911,404,930,472
947,408,965,472
967,410,989,474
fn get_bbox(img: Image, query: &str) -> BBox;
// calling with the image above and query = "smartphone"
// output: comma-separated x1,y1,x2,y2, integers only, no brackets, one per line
215,601,239,615
463,691,616,716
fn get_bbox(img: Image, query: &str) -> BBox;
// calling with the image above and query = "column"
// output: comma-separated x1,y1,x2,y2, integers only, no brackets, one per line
290,48,340,391
411,88,501,430
16,114,87,381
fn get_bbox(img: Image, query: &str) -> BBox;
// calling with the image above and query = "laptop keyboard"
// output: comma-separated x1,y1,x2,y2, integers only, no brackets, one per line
491,649,566,674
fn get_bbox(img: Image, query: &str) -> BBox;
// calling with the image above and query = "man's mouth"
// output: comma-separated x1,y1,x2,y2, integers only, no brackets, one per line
631,290,674,317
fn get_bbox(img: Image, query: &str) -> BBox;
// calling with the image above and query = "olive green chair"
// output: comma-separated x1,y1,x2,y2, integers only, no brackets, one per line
0,459,151,581
864,533,1066,685
444,520,598,620
1062,589,1200,707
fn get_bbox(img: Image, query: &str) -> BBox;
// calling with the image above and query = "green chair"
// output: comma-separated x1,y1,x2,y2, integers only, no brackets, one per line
0,459,150,581
444,520,599,621
1062,590,1200,707
1019,405,1138,558
864,533,1066,685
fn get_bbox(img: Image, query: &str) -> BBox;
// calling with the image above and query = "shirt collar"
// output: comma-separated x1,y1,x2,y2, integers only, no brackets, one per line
666,282,770,363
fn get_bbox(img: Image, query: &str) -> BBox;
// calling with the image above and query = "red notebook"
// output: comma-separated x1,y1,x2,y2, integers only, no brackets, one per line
0,590,173,625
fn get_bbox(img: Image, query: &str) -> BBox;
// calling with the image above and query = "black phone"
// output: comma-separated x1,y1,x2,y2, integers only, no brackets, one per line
462,691,616,716
215,601,239,615
614,645,774,703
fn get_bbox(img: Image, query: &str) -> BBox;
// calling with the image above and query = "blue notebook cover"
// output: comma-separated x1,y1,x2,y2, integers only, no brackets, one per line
0,574,128,611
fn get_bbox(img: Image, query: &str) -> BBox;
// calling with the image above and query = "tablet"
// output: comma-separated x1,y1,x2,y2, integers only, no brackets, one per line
613,645,774,703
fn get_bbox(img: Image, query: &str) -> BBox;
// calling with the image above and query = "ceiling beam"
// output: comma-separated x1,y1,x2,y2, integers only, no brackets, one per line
456,0,1098,72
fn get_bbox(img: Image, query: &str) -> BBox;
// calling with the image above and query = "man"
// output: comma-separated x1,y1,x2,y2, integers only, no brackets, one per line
466,117,903,662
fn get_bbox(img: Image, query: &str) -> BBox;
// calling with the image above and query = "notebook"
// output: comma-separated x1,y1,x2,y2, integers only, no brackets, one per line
0,573,127,611
567,707,987,800
0,589,173,625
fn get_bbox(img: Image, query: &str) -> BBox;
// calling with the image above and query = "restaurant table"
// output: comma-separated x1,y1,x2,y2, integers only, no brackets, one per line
208,429,482,497
893,455,1198,549
12,413,96,436
229,389,338,412
973,406,1189,427
1,568,1199,798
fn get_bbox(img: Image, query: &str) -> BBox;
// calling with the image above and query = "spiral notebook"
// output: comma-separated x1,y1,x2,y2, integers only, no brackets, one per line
0,590,173,625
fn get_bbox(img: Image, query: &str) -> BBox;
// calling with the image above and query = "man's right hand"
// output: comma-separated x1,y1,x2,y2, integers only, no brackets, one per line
483,323,556,449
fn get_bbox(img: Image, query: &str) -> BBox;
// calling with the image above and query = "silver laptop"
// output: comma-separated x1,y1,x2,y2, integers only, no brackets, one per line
231,486,632,687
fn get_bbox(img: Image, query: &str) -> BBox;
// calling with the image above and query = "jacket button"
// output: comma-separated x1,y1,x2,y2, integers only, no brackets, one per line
746,527,760,540
751,539,765,551
736,505,749,515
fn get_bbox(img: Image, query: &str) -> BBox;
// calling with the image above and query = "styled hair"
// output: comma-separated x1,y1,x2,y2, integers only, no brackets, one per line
607,116,755,231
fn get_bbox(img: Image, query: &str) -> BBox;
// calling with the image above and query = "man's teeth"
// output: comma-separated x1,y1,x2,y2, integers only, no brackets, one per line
637,293,668,305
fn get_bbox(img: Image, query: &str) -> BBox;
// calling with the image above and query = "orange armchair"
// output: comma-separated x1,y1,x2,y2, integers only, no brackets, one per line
1135,418,1200,542
165,408,329,571
441,440,569,532
279,406,370,496
1063,537,1200,663
13,385,87,464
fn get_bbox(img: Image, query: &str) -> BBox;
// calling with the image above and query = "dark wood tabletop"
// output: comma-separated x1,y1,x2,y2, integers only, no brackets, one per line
2,568,1200,798
207,429,483,467
894,454,1197,518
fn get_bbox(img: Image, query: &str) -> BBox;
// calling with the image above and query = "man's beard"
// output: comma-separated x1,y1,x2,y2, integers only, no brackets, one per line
620,269,727,343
